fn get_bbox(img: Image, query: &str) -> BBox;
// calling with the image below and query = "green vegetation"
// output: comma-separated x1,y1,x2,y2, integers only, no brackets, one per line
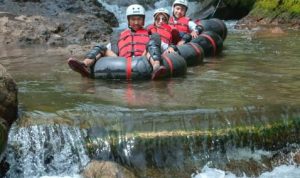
252,0,300,19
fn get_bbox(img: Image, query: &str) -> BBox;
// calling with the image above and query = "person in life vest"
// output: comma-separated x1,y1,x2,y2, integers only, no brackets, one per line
68,4,166,80
147,8,181,54
169,0,203,45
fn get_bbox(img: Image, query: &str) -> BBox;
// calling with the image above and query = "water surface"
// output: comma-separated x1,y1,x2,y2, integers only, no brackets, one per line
1,25,300,177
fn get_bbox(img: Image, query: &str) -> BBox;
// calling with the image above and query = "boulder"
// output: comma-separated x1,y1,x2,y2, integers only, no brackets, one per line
82,160,136,178
0,0,119,46
236,0,300,29
0,64,18,161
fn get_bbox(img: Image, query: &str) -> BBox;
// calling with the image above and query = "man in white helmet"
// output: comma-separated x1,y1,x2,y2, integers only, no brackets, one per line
169,0,201,43
68,4,166,80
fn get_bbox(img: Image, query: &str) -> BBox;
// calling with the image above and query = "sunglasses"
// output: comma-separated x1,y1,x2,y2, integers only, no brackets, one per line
155,16,167,22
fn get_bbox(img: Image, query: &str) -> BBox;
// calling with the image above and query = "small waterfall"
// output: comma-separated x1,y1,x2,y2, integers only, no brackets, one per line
98,0,173,29
5,123,90,177
97,0,237,32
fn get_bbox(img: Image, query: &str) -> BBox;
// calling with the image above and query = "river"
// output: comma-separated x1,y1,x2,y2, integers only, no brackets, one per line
1,0,300,176
1,20,300,177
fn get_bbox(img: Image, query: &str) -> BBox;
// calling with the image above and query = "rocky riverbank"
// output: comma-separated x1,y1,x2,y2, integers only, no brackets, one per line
0,0,299,48
0,0,118,47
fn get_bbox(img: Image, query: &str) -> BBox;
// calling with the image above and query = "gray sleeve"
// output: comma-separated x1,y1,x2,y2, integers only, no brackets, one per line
188,20,197,32
106,43,111,50
161,41,169,51
110,31,120,55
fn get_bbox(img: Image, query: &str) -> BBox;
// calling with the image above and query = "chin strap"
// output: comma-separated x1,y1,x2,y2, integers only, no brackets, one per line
128,26,136,32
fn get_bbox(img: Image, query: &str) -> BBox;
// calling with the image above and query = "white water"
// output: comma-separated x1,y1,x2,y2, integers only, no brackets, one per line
193,164,300,178
98,0,172,29
192,148,300,178
98,0,204,29
5,120,90,178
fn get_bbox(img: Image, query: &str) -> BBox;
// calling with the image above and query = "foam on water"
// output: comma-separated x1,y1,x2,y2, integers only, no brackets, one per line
192,164,300,178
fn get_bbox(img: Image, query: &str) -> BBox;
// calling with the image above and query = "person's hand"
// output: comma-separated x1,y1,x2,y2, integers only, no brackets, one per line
166,46,175,53
191,30,199,38
177,40,185,46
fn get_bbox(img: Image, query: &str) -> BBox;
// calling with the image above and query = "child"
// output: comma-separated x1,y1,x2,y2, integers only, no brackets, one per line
169,0,202,44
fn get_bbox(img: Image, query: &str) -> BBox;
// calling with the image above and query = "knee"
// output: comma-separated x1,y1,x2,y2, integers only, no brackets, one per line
85,44,107,59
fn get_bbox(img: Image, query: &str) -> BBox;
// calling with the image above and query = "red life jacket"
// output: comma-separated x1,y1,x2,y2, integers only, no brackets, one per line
169,16,191,34
117,29,150,58
147,24,173,45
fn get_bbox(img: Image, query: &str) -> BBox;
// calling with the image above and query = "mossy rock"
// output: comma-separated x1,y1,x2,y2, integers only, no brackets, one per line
251,0,300,19
85,115,300,165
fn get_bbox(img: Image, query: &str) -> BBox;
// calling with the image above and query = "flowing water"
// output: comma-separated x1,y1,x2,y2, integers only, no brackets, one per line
1,0,300,177
1,21,300,178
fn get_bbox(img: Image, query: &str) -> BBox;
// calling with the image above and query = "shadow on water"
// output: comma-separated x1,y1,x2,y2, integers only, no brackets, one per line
1,28,300,177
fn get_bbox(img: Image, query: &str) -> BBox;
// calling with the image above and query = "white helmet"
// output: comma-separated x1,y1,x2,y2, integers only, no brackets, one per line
126,4,145,17
153,8,170,18
172,0,188,10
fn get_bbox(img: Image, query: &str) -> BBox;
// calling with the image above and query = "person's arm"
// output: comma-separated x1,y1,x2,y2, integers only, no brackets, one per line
161,41,169,51
106,43,111,50
110,31,121,55
188,21,199,38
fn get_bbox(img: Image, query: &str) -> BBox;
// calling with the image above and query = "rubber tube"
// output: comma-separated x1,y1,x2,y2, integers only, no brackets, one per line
195,18,227,40
177,43,204,66
93,53,187,80
191,31,223,57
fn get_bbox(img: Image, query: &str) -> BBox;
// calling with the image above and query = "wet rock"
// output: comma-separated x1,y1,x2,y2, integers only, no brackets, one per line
0,64,18,127
82,160,137,178
236,0,300,30
102,0,157,8
0,0,118,46
294,151,300,165
270,146,300,166
0,64,17,165
0,117,8,161
213,0,256,20
0,156,9,178
243,26,286,39
223,159,271,177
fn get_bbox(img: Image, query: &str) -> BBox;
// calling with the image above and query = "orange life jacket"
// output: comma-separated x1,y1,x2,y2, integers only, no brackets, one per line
147,24,173,45
118,29,150,58
169,16,191,34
